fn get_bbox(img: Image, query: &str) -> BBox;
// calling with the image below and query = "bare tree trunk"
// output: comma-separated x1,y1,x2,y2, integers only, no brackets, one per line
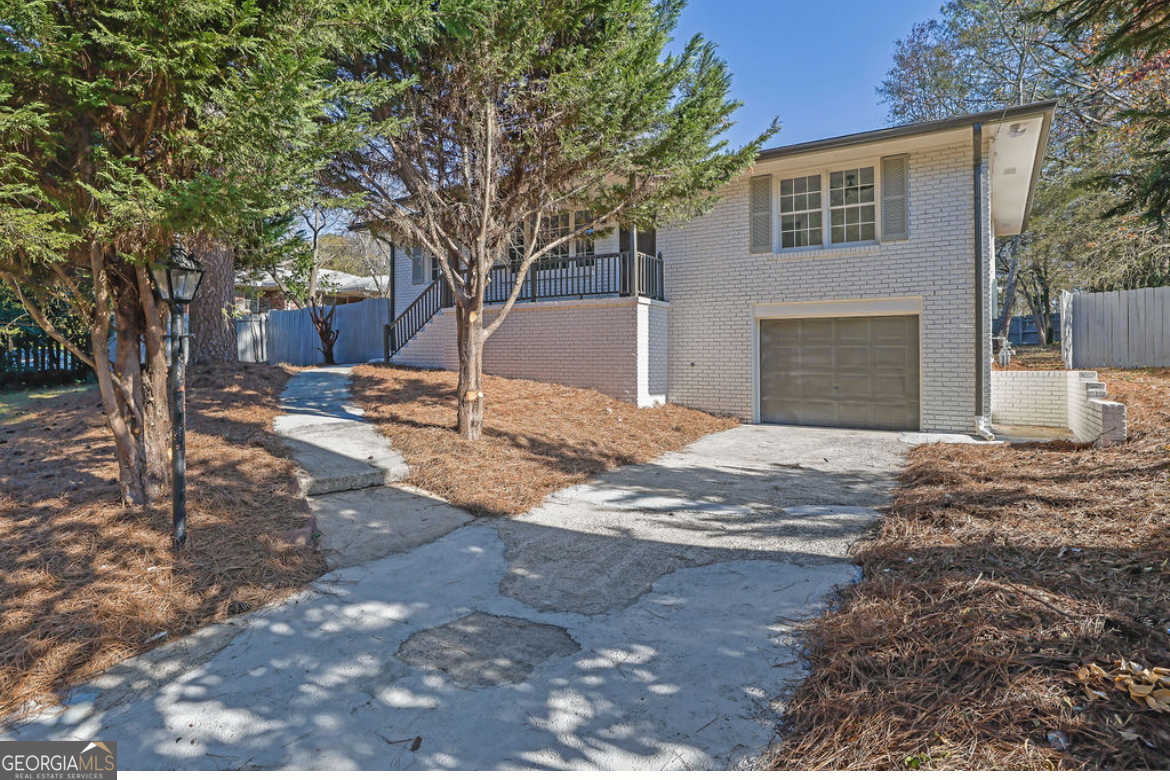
189,236,237,364
308,301,339,365
455,304,484,440
993,236,1021,339
1022,276,1053,346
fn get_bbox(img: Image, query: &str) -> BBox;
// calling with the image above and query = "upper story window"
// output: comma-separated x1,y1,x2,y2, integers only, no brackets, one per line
756,158,905,254
779,175,822,249
828,167,876,244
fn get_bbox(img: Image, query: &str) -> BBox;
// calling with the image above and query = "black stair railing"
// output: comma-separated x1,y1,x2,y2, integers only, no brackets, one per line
384,275,452,360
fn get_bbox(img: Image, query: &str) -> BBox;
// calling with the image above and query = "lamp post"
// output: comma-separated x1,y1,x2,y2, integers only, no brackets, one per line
151,242,204,551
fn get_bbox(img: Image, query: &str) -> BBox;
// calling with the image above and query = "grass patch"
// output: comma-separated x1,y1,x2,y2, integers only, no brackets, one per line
350,364,738,516
768,366,1170,770
0,384,94,425
0,364,324,722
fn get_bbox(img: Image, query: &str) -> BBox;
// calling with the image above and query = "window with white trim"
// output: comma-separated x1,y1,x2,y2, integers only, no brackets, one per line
408,245,427,285
779,174,822,248
574,210,595,256
828,167,876,244
538,212,571,259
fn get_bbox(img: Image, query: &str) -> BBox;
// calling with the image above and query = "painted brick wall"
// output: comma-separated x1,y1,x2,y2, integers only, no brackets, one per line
658,140,993,434
989,369,1127,445
1066,371,1127,446
391,297,650,404
990,370,1068,428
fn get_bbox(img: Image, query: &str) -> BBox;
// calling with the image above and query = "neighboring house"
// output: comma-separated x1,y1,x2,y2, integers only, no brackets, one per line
235,269,390,313
384,101,1057,435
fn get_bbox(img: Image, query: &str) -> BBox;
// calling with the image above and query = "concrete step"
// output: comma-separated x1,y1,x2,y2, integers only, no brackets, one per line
274,416,408,495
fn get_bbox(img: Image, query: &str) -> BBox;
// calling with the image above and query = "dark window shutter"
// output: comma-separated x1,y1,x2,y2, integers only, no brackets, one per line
881,154,910,240
750,175,773,254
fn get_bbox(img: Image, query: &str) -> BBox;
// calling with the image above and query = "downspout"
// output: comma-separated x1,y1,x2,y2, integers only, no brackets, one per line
384,241,396,364
972,122,993,440
389,241,396,320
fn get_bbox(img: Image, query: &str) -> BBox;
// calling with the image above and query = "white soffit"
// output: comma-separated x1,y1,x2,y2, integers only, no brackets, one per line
986,115,1045,236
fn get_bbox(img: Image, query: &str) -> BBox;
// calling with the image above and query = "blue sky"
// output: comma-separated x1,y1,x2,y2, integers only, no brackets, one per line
671,0,945,149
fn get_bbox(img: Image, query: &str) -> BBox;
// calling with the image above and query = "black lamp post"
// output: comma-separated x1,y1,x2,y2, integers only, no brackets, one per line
151,242,204,551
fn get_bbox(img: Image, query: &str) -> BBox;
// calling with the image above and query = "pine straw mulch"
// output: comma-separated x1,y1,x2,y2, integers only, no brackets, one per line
0,364,325,723
349,364,738,516
769,366,1170,770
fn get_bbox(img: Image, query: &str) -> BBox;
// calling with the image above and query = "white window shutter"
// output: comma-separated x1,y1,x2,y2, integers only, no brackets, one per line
750,175,773,254
881,155,910,240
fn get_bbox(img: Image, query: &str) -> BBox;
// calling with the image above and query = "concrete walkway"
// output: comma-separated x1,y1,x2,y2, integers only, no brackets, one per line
4,367,910,770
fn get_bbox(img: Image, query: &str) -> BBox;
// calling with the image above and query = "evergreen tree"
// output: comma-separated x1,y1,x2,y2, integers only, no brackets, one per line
0,0,425,504
332,0,774,440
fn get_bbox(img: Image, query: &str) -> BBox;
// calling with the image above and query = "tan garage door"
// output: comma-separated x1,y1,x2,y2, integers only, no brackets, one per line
759,315,920,430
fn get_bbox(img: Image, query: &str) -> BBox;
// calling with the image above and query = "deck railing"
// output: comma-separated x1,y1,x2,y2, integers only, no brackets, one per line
484,251,664,304
385,250,665,359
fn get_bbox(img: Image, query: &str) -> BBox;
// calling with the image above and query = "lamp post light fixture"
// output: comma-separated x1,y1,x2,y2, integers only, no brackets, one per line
151,242,204,551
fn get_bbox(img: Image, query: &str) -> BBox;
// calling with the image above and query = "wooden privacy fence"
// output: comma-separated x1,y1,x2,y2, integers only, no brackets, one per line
1007,312,1060,346
0,333,92,389
1061,286,1170,369
236,297,393,366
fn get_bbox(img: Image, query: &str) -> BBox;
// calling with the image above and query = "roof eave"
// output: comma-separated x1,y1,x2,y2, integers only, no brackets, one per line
755,100,1060,163
1017,103,1056,234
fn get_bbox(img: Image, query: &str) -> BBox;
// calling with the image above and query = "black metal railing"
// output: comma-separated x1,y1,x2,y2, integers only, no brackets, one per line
385,251,665,358
483,251,664,304
384,275,452,360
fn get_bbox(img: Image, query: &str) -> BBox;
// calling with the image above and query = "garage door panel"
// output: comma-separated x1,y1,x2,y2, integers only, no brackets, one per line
836,374,873,399
765,319,803,342
800,347,835,370
759,314,919,431
874,402,920,430
801,373,836,396
837,345,872,370
836,317,872,341
801,318,835,341
872,316,914,340
792,400,837,424
873,346,911,369
873,375,913,399
837,402,875,427
764,346,801,369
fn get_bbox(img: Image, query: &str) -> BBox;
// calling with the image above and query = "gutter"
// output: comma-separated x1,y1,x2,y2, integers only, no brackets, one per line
972,122,993,438
756,99,1059,163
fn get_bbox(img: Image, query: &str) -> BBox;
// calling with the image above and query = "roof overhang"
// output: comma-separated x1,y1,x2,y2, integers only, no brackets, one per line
751,100,1057,236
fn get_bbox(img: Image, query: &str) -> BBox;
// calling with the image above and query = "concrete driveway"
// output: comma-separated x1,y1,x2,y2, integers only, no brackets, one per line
6,413,907,769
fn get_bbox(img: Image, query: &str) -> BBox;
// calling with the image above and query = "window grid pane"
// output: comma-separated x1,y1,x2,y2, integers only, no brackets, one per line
539,212,571,258
779,174,822,249
828,167,876,244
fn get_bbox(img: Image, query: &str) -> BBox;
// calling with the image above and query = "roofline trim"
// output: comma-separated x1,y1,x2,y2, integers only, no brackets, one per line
754,100,1059,163
1018,102,1055,233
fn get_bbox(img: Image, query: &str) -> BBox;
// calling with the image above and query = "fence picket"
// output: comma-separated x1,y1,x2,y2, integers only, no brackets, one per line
1063,285,1170,369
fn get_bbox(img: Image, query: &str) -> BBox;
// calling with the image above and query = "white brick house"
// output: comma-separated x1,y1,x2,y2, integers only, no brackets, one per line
385,101,1057,435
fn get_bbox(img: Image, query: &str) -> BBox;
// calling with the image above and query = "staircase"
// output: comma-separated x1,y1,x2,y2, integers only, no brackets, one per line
384,276,452,361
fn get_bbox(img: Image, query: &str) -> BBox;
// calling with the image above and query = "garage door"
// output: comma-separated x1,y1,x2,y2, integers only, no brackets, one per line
759,315,920,430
